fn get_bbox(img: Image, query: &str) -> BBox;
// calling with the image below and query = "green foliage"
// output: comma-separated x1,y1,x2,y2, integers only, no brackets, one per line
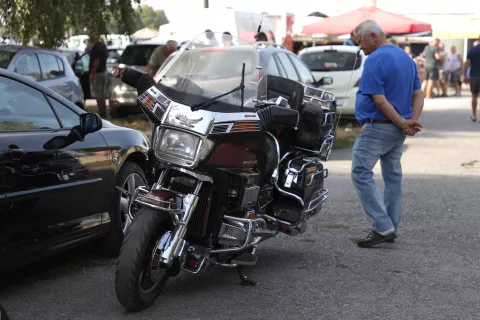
0,0,142,48
107,5,169,34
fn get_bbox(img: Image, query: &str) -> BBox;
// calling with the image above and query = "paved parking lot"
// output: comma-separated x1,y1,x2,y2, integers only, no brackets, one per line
1,96,480,320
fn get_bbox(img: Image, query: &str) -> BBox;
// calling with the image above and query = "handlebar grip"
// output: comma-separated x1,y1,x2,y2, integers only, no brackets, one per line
121,68,156,95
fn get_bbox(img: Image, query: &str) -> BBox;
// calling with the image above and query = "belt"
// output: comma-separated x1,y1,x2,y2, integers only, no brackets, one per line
364,119,392,124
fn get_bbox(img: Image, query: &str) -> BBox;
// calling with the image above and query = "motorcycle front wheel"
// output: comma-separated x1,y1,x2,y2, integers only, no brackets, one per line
115,207,174,312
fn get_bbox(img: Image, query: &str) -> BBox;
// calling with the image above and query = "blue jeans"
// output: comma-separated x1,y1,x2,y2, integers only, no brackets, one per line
351,123,407,234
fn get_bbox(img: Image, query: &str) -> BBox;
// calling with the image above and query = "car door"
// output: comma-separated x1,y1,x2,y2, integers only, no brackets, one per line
288,54,317,87
275,52,300,82
12,52,42,81
37,52,74,101
0,74,112,262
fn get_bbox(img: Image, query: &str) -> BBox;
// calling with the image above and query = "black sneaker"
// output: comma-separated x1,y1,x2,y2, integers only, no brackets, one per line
357,231,397,248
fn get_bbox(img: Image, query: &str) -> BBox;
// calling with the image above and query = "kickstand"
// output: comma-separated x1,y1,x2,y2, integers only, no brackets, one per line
237,266,257,286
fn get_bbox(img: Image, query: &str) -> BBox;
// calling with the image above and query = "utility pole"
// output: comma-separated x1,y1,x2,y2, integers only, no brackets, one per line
204,0,209,8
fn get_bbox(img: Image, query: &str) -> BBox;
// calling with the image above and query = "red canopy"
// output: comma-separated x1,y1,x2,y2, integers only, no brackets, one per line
302,6,432,35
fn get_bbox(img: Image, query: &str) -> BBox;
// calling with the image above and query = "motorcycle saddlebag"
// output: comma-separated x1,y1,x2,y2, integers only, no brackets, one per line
278,157,326,207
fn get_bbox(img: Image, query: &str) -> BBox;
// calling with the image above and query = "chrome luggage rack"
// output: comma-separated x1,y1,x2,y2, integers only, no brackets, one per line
303,85,336,110
295,85,337,161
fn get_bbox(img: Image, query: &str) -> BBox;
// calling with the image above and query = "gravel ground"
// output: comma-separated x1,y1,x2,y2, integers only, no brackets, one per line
1,96,479,320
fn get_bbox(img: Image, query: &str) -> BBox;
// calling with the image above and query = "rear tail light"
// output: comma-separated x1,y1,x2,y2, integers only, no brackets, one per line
353,79,360,87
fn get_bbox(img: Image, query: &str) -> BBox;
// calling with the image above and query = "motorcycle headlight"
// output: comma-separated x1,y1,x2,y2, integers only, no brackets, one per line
159,129,201,161
155,129,214,167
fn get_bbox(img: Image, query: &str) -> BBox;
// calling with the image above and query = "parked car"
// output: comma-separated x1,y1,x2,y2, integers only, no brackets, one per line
153,42,335,111
106,45,124,73
57,47,92,102
0,45,85,109
0,68,151,271
298,45,365,117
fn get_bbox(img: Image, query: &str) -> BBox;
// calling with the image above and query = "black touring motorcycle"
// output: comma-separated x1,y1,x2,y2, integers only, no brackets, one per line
115,32,336,311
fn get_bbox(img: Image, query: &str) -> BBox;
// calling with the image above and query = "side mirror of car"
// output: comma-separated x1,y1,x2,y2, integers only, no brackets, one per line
315,77,333,87
42,113,102,150
80,113,103,135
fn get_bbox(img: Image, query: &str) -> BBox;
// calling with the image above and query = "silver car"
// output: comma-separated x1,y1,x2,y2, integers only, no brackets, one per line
0,45,85,109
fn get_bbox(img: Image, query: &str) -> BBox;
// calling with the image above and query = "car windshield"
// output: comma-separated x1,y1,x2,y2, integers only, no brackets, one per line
155,32,261,108
300,50,361,72
118,45,158,66
0,50,16,69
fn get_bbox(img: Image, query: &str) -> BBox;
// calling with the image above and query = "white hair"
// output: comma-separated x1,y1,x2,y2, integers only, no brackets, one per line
354,20,385,37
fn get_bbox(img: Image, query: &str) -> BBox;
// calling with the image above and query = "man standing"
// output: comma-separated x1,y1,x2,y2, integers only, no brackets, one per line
351,20,424,248
438,43,448,97
89,34,109,118
144,40,177,77
463,38,480,122
417,38,442,99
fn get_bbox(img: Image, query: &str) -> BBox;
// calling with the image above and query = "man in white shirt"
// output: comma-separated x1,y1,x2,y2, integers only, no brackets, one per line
446,45,463,96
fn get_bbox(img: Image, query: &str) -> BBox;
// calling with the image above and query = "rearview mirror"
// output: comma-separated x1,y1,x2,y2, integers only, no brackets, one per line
316,77,333,86
80,113,102,135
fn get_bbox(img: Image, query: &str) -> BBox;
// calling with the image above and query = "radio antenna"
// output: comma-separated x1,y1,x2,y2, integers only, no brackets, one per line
255,0,269,42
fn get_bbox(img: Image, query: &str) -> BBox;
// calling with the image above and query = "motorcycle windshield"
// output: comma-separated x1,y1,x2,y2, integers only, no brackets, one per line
155,32,261,109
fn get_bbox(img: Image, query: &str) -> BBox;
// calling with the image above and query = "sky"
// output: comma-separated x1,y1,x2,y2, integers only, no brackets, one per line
143,0,477,16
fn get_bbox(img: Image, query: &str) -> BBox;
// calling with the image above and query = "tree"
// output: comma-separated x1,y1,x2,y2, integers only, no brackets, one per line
106,5,169,34
0,0,141,48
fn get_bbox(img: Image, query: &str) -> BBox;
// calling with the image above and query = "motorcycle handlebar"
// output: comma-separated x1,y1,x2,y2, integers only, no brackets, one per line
121,68,156,95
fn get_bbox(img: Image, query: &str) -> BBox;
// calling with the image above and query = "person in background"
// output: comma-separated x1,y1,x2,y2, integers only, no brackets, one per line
463,38,480,122
222,32,233,46
283,30,294,52
343,32,358,46
446,45,463,96
417,38,442,99
268,30,276,43
404,45,414,58
89,33,110,118
255,31,268,42
205,29,219,46
466,40,479,82
351,20,423,248
144,40,178,76
438,43,448,97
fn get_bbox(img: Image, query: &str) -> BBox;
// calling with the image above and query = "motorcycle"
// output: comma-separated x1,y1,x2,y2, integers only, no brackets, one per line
114,32,336,312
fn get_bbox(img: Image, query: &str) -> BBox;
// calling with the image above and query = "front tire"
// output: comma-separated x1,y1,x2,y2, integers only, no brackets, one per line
115,207,172,312
103,161,146,256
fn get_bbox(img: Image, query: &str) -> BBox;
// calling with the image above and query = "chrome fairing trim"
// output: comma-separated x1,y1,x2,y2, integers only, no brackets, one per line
161,102,261,136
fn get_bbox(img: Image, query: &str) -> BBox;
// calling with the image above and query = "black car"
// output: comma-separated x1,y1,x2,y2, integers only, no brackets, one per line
0,68,151,271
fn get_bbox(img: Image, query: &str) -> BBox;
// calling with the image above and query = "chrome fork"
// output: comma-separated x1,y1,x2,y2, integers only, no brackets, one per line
159,180,203,267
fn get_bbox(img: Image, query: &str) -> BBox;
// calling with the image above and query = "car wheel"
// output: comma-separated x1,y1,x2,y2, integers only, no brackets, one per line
102,161,147,256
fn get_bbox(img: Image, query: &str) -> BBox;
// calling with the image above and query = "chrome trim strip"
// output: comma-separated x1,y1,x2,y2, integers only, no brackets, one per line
170,166,214,184
305,189,329,212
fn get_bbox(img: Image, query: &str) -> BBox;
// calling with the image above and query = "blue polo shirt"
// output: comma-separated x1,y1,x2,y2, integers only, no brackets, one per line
355,45,421,124
467,44,480,78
